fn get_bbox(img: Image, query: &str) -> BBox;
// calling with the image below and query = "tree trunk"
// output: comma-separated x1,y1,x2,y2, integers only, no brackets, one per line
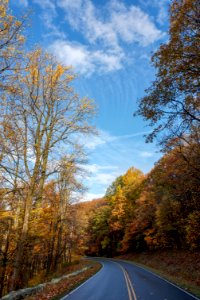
10,192,32,291
0,220,11,297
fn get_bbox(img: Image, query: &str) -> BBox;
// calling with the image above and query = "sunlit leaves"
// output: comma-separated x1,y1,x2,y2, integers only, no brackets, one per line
86,143,200,256
136,0,200,147
0,37,95,297
0,0,25,90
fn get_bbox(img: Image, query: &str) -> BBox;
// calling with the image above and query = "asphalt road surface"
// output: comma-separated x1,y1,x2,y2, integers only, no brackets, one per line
61,258,199,300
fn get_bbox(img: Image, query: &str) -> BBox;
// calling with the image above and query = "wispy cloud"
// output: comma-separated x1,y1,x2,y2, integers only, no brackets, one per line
83,129,151,150
33,0,165,74
33,0,66,38
49,40,124,74
82,130,112,150
109,1,164,46
58,0,120,49
13,0,29,7
33,0,56,11
157,4,169,25
83,163,119,185
81,162,120,200
81,192,105,201
58,0,163,47
75,128,162,201
139,0,169,25
139,151,154,158
87,172,118,185
84,164,118,174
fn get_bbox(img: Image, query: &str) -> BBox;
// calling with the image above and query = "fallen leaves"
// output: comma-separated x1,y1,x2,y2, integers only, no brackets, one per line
25,260,101,300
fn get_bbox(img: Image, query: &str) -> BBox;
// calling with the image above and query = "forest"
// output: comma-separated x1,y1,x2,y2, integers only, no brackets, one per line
0,0,199,298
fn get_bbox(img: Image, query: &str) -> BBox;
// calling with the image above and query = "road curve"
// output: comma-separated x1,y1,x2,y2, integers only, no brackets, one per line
61,258,199,300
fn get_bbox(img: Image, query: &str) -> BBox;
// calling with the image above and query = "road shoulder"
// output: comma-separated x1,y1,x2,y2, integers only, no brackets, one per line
116,251,200,299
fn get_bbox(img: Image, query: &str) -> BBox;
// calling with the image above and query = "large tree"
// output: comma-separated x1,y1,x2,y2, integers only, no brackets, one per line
0,48,95,290
136,0,200,146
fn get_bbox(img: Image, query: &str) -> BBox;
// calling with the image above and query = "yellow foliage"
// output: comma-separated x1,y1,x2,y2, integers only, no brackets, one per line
67,74,75,81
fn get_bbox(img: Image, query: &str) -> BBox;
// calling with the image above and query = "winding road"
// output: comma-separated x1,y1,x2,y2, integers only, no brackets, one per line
61,258,199,300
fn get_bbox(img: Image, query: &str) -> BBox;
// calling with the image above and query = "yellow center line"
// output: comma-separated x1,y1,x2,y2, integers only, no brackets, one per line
124,268,137,300
114,262,137,300
123,268,133,300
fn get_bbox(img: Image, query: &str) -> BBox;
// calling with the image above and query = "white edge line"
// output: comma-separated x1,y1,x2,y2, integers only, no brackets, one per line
60,261,104,300
115,258,200,300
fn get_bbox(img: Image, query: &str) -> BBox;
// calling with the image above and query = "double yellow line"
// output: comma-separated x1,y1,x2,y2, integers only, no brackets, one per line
115,262,137,300
123,267,137,300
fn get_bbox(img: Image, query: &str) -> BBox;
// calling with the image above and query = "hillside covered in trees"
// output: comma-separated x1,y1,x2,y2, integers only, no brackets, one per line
0,0,199,298
85,154,200,256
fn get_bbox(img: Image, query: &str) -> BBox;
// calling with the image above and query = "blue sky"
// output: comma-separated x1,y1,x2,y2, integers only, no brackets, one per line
11,0,170,200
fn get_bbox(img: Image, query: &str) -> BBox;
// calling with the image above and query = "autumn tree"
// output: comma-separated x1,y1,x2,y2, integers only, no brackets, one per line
74,198,107,255
85,153,200,255
28,159,84,278
105,175,124,197
0,0,26,170
0,1,95,295
136,0,200,147
0,48,95,290
86,204,111,256
137,149,200,250
50,156,86,271
0,0,25,90
86,167,144,256
134,0,200,252
108,168,144,253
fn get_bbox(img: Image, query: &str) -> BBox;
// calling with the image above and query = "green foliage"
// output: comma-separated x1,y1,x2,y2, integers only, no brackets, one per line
105,175,124,197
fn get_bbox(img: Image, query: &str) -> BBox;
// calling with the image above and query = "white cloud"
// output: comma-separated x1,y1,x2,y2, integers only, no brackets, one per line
82,162,120,194
110,4,163,46
43,14,66,38
58,0,119,48
139,0,169,25
58,0,163,47
157,4,168,25
83,129,151,150
84,164,118,174
33,0,56,11
34,0,164,74
88,172,117,185
114,131,152,141
83,162,119,185
33,0,66,38
81,192,105,201
49,40,123,74
16,0,29,7
78,129,162,201
83,130,113,150
139,151,154,158
49,41,92,74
